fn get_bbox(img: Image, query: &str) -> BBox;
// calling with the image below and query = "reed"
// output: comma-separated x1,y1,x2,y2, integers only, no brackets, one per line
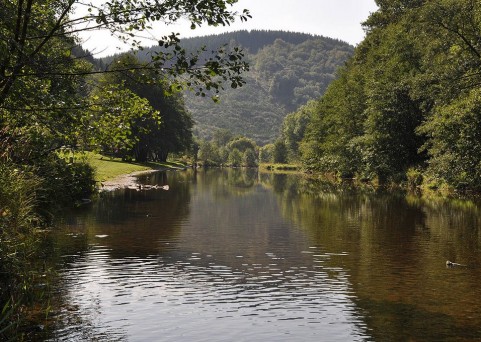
0,161,46,340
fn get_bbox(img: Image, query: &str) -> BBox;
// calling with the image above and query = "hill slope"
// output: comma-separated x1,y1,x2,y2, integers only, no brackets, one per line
183,31,353,144
107,30,354,145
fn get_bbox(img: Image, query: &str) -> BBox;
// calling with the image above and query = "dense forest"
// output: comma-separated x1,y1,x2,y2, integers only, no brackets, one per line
106,30,353,144
278,0,481,192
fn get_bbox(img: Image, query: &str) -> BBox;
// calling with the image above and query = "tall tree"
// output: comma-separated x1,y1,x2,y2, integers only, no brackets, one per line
99,53,193,162
281,100,316,162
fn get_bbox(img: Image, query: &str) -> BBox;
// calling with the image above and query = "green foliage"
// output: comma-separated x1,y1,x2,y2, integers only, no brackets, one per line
259,144,275,163
0,128,96,212
97,54,193,162
0,161,45,339
256,37,352,111
419,88,481,190
406,167,424,189
298,0,481,189
228,148,243,167
87,83,160,159
300,64,367,176
212,128,234,146
37,156,96,211
198,140,222,166
227,136,257,153
197,132,259,167
243,148,258,167
273,140,288,164
281,101,316,162
189,72,285,145
0,1,251,110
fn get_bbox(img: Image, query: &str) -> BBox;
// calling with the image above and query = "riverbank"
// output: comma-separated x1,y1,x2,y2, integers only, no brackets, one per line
100,169,167,191
84,153,188,191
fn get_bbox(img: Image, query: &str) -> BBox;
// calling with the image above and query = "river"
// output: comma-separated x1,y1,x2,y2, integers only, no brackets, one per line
45,168,481,341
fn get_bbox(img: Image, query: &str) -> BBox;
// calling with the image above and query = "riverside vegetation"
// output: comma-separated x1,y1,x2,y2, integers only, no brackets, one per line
2,0,481,338
280,1,481,193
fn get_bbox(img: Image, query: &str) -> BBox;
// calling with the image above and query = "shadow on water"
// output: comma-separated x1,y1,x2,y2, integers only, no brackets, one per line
357,298,481,341
58,170,192,259
264,172,481,340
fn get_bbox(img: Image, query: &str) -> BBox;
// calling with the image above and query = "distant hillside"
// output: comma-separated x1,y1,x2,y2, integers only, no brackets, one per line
102,30,354,145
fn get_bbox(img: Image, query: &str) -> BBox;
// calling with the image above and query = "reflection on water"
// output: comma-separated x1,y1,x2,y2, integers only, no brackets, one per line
48,169,481,341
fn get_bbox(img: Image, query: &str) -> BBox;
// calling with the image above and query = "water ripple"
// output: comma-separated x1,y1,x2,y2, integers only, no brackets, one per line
49,244,368,342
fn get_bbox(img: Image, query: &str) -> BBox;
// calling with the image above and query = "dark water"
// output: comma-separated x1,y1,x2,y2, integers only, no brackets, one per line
48,169,481,341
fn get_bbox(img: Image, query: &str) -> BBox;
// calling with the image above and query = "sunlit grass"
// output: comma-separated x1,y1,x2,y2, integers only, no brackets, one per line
80,152,187,182
259,163,300,173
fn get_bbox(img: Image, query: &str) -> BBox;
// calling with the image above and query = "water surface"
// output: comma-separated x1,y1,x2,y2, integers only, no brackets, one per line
49,169,481,341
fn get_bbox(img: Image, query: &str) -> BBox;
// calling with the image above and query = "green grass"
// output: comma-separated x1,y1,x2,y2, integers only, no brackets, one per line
80,152,187,182
260,163,300,173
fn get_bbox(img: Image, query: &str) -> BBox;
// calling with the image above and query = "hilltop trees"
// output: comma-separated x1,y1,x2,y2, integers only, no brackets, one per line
255,38,352,111
181,32,353,144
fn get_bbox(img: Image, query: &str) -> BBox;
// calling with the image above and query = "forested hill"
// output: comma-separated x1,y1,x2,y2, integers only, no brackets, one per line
129,30,354,144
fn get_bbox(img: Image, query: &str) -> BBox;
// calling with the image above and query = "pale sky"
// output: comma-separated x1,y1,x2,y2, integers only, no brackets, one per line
78,0,378,57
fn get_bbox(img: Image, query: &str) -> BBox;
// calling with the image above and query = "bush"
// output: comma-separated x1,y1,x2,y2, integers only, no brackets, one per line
33,154,96,214
406,168,423,189
0,162,43,338
0,152,95,337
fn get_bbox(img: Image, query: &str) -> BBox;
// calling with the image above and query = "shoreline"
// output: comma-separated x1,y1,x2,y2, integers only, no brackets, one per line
100,169,162,191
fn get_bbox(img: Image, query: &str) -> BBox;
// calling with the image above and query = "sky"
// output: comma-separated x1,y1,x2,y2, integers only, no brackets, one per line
79,0,378,57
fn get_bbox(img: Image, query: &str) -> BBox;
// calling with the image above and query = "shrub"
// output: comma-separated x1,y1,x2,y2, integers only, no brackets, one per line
0,162,43,338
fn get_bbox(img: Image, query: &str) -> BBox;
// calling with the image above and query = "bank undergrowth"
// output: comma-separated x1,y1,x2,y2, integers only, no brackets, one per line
0,150,97,339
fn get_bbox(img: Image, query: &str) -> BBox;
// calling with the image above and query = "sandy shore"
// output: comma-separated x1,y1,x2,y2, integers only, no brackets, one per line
99,169,163,191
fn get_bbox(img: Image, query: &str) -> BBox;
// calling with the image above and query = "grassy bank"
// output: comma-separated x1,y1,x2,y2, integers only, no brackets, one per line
259,163,300,173
82,152,187,183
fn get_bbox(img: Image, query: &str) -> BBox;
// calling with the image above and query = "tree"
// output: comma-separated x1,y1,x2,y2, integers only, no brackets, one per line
212,128,234,146
198,140,220,166
99,54,193,162
228,148,242,166
300,62,367,176
259,144,275,163
0,0,250,110
243,148,257,167
418,88,481,189
227,136,257,153
298,0,481,189
273,140,288,164
86,83,160,160
359,21,426,182
281,100,315,162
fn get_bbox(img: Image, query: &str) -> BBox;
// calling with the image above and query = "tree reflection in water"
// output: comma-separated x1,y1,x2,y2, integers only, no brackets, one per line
44,169,481,341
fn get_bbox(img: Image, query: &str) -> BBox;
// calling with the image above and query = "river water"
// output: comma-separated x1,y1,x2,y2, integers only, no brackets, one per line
47,168,481,341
